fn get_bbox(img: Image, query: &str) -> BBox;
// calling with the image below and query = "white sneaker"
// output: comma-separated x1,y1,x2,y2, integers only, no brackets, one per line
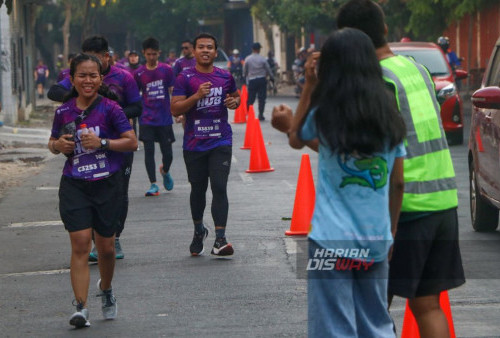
96,279,117,320
69,303,90,328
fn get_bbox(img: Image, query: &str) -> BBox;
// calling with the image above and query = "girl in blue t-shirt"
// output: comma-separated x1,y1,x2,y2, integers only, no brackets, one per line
48,54,137,328
272,28,406,337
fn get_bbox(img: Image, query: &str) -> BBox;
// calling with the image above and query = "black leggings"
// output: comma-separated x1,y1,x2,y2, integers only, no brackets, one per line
116,152,133,238
183,146,232,227
144,140,173,183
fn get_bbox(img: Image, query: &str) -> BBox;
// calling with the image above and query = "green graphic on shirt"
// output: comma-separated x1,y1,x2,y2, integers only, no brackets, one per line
338,156,388,190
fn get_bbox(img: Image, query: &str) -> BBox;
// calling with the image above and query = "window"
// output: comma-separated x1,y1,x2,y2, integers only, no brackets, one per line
393,49,451,77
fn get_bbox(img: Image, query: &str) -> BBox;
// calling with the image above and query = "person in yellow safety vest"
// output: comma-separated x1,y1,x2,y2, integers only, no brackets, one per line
337,1,465,337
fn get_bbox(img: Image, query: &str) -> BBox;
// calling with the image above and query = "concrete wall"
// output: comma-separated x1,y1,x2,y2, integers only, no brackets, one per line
0,1,37,125
0,5,16,124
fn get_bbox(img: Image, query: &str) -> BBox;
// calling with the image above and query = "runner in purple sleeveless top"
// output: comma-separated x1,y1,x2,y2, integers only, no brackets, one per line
135,37,176,196
172,39,196,77
48,54,137,328
172,33,240,257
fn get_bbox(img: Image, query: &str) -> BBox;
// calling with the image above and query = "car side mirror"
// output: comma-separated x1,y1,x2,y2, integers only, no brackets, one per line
472,87,500,109
455,69,468,80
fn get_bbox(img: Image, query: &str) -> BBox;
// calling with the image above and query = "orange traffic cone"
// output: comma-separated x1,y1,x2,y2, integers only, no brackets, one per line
401,291,456,338
476,127,484,152
246,119,274,173
240,85,248,116
440,291,456,338
285,154,315,236
241,85,248,106
401,301,419,338
232,104,246,123
241,106,256,149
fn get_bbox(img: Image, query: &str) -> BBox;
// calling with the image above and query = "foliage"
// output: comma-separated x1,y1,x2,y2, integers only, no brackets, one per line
248,0,499,42
101,0,225,51
250,0,338,36
400,0,498,40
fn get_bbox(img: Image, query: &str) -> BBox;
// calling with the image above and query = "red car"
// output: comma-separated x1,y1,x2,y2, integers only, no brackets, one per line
389,42,468,145
469,36,500,231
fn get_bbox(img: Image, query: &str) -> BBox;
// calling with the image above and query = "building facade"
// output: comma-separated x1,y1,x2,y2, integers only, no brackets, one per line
443,3,500,89
0,0,38,125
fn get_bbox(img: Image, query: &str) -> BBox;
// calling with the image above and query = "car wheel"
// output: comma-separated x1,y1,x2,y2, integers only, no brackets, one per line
470,161,499,231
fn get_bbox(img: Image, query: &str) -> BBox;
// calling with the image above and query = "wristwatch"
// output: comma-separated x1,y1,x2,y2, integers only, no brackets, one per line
100,138,109,150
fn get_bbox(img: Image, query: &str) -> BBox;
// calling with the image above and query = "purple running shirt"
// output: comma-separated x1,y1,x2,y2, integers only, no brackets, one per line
172,66,237,151
51,97,133,180
172,57,196,77
35,65,48,81
57,68,70,82
134,63,175,126
57,65,141,109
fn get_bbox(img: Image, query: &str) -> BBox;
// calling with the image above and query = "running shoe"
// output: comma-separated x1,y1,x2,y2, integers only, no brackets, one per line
145,183,160,196
159,165,174,191
96,279,117,320
211,237,234,256
88,246,98,262
190,227,209,256
69,302,90,328
115,238,124,259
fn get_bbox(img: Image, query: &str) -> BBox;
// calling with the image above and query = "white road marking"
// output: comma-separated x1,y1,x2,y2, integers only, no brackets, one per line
239,173,253,183
8,220,63,228
157,313,168,317
0,268,70,278
231,155,238,163
35,186,59,191
282,180,295,189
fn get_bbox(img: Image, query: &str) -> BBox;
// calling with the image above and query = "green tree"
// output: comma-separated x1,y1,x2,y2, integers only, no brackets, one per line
101,0,225,52
250,0,337,35
402,0,497,41
249,0,339,53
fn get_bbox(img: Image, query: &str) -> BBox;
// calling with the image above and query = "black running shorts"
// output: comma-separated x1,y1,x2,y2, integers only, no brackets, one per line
58,172,123,237
139,124,175,143
389,208,465,298
183,146,232,183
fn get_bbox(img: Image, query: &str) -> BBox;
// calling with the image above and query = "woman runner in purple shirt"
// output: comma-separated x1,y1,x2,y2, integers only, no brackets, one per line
48,54,137,328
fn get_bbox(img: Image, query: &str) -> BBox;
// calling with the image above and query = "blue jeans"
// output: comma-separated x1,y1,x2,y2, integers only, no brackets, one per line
308,240,395,337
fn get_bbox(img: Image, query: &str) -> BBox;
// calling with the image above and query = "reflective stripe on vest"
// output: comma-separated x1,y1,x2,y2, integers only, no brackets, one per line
381,55,457,212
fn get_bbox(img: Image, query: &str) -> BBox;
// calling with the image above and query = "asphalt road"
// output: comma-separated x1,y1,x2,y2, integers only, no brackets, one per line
1,93,500,337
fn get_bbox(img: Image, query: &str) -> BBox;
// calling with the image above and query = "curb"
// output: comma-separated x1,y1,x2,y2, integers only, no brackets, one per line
0,126,50,148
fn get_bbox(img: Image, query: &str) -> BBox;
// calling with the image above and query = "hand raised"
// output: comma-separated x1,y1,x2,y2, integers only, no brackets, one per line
196,81,212,100
271,104,293,133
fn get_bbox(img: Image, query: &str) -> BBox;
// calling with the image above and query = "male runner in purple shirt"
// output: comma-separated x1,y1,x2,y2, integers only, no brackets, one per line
172,39,196,77
135,37,176,196
172,33,240,257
